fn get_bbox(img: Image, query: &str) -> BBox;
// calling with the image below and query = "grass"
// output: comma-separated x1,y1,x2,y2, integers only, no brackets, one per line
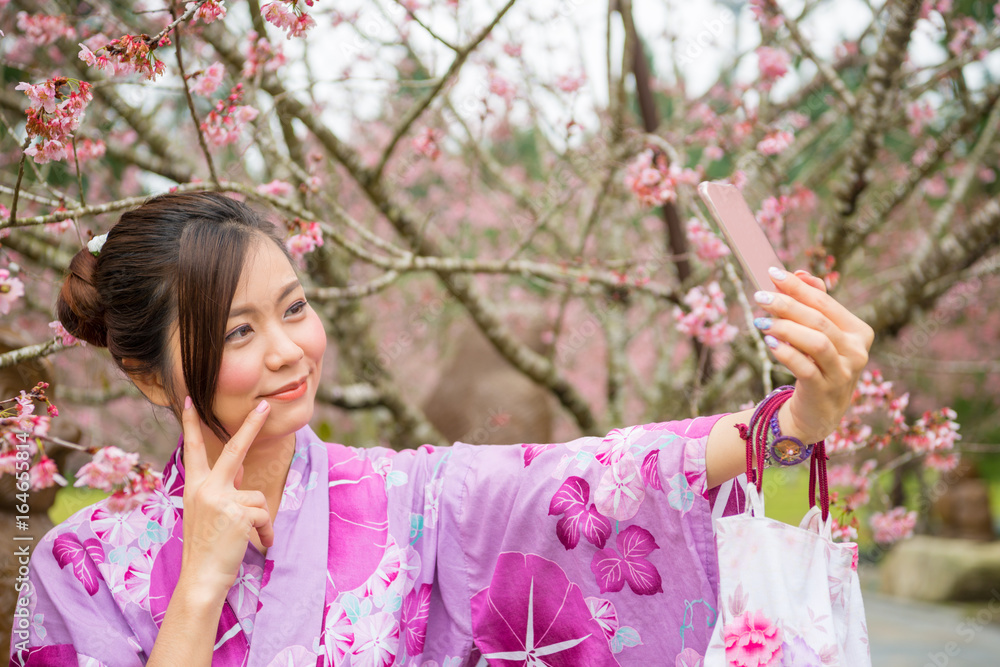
49,479,108,525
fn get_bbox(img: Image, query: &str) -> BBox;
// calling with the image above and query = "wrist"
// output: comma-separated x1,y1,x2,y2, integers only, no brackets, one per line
777,400,821,445
174,573,230,612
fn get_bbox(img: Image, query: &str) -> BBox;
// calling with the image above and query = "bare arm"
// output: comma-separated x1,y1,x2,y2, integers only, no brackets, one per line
146,580,225,666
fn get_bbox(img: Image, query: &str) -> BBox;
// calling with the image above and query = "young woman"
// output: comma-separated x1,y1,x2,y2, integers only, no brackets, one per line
11,192,872,666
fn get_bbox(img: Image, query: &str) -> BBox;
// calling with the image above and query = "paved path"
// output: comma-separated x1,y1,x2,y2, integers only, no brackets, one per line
866,590,1000,666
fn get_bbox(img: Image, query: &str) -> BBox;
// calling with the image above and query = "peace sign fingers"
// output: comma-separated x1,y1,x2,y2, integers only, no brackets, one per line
211,399,271,486
180,395,211,482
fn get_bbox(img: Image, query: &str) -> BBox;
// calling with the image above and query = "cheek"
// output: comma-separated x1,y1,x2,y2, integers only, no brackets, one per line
216,353,262,401
303,311,327,364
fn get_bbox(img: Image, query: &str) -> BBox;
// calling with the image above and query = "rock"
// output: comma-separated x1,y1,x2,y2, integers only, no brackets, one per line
881,535,1000,602
930,461,995,541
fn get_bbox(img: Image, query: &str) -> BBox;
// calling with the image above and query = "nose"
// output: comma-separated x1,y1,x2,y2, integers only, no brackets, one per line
264,324,305,371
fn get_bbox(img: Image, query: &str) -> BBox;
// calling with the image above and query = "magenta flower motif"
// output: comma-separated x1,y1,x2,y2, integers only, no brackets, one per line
590,525,663,596
52,533,104,596
321,602,354,664
351,612,399,667
641,449,662,491
521,442,556,467
594,455,646,521
723,609,784,667
401,583,432,656
549,476,612,550
470,552,618,666
585,596,620,640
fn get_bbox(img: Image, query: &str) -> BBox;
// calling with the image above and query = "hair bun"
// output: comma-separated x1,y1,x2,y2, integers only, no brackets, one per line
57,248,108,348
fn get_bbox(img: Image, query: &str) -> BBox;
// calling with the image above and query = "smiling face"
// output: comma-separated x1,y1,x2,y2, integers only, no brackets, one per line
208,236,327,440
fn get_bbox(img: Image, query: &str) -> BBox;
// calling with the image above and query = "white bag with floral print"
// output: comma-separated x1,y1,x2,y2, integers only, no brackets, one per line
703,479,871,667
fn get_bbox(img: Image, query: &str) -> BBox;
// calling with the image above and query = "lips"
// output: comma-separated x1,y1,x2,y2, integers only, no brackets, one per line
262,375,307,397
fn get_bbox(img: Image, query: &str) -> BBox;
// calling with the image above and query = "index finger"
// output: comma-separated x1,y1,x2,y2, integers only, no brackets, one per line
770,268,869,338
212,398,271,485
180,395,210,481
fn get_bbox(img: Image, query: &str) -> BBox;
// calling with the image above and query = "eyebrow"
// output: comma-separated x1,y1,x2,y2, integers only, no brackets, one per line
228,279,302,319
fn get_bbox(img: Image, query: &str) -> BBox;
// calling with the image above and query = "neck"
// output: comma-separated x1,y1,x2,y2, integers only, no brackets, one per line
203,429,298,499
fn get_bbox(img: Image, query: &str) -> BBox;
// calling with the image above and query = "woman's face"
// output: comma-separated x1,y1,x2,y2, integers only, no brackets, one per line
170,236,327,442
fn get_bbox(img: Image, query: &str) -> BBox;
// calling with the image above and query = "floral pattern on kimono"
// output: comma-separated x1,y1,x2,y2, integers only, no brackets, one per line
10,413,745,666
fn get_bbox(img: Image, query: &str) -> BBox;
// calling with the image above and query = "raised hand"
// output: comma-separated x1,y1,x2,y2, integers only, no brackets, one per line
177,395,274,601
753,268,875,444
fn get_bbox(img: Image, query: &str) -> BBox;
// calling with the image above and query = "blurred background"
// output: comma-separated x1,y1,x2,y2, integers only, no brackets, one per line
2,0,1000,663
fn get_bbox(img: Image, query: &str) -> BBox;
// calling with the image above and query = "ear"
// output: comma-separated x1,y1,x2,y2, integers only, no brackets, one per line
123,359,172,408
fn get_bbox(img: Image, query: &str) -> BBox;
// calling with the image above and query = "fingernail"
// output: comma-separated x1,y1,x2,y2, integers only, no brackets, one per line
256,399,269,413
764,335,779,349
769,266,787,280
754,291,775,304
753,317,772,330
184,395,192,410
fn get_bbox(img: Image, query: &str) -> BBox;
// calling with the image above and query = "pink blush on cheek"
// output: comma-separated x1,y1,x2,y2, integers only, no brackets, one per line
216,353,265,410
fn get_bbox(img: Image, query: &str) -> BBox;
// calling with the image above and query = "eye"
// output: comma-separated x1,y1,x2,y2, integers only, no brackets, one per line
225,324,252,342
286,299,307,317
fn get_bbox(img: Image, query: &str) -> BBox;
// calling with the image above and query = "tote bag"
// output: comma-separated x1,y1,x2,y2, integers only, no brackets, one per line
703,443,872,667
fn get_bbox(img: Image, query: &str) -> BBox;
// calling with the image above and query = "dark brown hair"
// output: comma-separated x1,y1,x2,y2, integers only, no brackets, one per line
57,191,290,441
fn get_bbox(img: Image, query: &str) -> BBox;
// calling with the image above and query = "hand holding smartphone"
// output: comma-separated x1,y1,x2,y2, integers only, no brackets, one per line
697,181,785,296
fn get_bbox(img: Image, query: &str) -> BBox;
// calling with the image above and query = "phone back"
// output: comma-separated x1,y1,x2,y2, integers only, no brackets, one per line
697,181,785,294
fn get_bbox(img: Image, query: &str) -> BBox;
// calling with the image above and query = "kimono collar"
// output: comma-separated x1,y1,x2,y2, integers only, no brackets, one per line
158,424,331,664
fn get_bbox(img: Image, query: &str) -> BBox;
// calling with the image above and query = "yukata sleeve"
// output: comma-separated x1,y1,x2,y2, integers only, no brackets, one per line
9,524,145,667
433,414,747,663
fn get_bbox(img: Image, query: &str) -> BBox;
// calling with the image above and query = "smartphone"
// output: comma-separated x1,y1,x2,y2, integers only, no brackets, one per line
697,181,786,294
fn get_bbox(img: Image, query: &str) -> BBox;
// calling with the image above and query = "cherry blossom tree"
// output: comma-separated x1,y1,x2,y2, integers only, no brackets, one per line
2,0,998,547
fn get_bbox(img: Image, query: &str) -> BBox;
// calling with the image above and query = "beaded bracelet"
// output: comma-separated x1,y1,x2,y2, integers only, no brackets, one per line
735,385,818,490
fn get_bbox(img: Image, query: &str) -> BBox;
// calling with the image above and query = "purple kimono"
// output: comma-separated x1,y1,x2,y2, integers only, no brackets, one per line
10,413,746,666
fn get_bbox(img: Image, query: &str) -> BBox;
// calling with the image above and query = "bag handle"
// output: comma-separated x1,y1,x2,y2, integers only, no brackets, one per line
808,440,830,522
738,388,830,522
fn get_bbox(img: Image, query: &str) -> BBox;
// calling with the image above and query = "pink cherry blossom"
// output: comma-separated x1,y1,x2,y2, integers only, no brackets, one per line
749,0,783,29
756,130,794,156
188,0,227,24
686,217,731,262
286,221,324,260
723,609,783,667
257,179,295,198
261,2,316,40
15,81,58,113
191,62,225,97
624,149,700,207
242,31,287,78
870,507,917,544
904,407,961,454
555,72,587,94
78,34,167,80
755,195,786,243
488,72,516,103
74,446,140,492
49,320,86,347
16,11,76,46
906,100,935,137
412,128,442,160
200,84,258,147
673,281,737,346
756,46,790,84
0,269,26,315
29,456,68,490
